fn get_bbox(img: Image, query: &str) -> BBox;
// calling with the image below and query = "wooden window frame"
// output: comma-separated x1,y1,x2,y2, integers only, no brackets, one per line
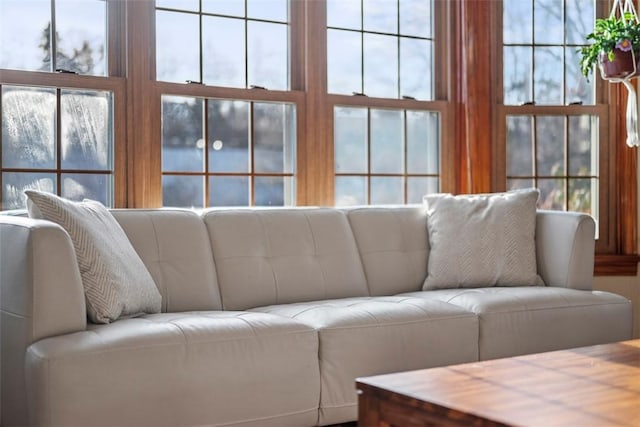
454,0,638,275
127,0,306,207
2,0,636,275
317,0,455,205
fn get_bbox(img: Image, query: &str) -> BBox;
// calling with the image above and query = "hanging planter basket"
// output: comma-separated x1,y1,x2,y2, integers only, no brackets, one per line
581,0,640,147
599,46,640,80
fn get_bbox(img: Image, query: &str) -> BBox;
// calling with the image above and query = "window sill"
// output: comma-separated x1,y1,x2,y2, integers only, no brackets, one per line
595,254,640,276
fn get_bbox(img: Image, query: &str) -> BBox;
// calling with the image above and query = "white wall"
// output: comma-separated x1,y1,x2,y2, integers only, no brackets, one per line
594,275,640,338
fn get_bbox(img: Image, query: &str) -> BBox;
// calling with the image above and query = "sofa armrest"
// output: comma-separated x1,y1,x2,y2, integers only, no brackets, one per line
0,216,87,340
1,216,86,425
535,210,595,291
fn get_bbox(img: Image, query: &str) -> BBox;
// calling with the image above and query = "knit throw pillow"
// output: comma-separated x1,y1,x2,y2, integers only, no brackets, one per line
423,189,545,290
25,190,162,323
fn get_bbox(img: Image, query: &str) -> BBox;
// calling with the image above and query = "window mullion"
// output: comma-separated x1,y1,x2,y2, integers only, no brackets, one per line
249,102,255,206
56,88,62,196
50,0,57,72
564,116,569,211
204,98,210,207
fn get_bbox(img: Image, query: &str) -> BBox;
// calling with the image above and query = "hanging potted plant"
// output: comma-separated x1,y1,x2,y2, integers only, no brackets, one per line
579,0,640,147
579,11,640,80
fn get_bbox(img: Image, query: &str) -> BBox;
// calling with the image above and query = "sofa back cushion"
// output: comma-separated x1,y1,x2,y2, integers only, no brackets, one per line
112,209,223,312
346,206,429,295
202,208,369,310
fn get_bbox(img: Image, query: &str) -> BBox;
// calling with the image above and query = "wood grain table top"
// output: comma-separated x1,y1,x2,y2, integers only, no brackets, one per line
357,340,640,426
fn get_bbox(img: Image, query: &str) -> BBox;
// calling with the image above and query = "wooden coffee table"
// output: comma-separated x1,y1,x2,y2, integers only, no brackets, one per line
357,340,640,426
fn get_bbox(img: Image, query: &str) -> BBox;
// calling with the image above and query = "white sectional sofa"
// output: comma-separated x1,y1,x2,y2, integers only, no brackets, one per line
0,206,632,426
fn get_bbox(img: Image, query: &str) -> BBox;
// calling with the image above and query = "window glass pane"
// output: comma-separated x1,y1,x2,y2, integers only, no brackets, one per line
209,100,250,173
370,109,403,174
61,89,111,170
162,175,204,208
327,0,361,30
253,102,295,174
536,116,565,176
565,47,593,105
364,33,398,98
55,0,106,76
507,178,535,191
335,107,367,173
156,11,200,83
568,178,593,214
400,0,432,38
506,116,533,176
406,111,439,175
156,0,199,11
407,177,438,203
503,0,595,107
534,0,563,45
538,177,566,210
247,0,287,22
566,0,593,44
371,177,403,204
2,86,56,169
503,0,532,44
363,0,398,34
203,17,246,88
534,46,563,105
62,173,109,205
328,29,362,95
0,0,52,71
202,0,244,16
335,176,366,206
247,21,288,90
162,97,294,207
209,176,249,206
162,96,204,173
504,47,532,105
400,38,432,100
2,172,55,210
569,115,597,176
255,176,293,206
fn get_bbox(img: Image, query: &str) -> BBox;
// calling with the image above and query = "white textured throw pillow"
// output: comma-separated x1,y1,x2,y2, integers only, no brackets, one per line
24,190,162,323
423,189,545,290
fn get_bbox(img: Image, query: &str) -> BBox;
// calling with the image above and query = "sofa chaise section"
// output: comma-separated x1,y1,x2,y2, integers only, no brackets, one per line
346,206,632,359
402,286,632,359
399,210,632,359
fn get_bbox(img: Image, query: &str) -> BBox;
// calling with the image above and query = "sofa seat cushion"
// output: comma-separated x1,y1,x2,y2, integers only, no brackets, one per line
26,312,320,427
251,296,478,426
401,287,632,360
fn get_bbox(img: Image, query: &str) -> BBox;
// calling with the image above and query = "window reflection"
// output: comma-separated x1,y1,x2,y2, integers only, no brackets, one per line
161,96,296,208
334,106,440,206
503,0,594,105
0,0,106,76
156,1,289,89
506,114,599,217
327,0,434,100
0,85,114,209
